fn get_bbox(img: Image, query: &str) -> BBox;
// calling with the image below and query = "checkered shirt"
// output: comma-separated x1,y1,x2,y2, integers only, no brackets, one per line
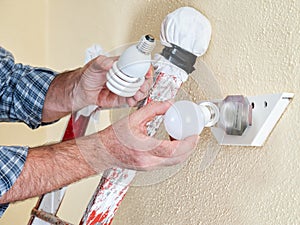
0,46,57,216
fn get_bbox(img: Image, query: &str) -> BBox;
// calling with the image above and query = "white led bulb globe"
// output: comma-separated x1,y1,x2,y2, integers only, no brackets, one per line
164,100,219,140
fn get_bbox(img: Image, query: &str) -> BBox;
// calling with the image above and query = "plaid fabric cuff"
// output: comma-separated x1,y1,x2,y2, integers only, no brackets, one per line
0,146,28,217
0,46,58,129
12,67,57,129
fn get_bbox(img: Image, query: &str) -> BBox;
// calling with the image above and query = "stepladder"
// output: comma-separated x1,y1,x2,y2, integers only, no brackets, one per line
27,6,213,224
28,68,187,225
27,40,201,225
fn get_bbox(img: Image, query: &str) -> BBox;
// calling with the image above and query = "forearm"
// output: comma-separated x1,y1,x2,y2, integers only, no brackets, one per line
0,101,199,204
42,68,83,123
0,136,99,204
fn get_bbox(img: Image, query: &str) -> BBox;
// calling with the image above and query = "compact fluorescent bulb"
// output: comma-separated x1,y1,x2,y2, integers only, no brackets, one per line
106,35,156,97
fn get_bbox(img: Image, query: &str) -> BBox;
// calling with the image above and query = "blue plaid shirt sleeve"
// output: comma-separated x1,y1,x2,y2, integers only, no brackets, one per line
0,46,58,216
0,46,57,128
0,146,28,216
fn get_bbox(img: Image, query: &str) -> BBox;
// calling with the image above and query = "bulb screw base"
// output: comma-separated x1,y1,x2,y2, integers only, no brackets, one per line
136,34,156,54
199,101,220,127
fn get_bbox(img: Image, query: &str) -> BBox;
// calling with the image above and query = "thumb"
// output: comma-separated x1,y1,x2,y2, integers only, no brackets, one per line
90,55,118,72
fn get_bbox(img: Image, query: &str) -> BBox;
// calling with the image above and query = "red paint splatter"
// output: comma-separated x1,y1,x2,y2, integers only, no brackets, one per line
85,210,96,225
87,209,110,225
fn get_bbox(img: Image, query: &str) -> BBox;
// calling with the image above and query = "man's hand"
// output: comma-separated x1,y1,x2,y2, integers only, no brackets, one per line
79,101,199,172
42,55,153,122
79,55,153,108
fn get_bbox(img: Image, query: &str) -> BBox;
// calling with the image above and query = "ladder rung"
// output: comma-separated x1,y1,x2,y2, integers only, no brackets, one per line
31,208,74,225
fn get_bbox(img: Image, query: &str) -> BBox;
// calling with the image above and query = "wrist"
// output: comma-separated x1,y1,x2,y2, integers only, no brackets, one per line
42,68,84,122
76,133,114,173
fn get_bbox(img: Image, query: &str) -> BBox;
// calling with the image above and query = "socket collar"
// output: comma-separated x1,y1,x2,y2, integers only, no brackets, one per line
161,44,197,74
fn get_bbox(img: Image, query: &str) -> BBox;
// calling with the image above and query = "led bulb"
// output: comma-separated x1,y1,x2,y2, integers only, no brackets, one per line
164,100,219,140
106,34,156,97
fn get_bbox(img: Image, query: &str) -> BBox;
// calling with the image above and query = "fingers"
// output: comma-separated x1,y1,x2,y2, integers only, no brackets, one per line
133,136,199,171
126,85,151,107
90,55,118,72
138,76,153,94
156,152,191,168
171,135,199,157
149,135,199,158
130,101,172,125
145,65,154,79
127,66,153,106
127,98,138,107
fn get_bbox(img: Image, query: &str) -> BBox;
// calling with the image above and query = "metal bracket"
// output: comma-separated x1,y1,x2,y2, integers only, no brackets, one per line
211,93,294,146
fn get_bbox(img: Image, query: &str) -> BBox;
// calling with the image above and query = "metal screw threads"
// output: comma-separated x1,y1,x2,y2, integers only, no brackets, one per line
136,34,156,54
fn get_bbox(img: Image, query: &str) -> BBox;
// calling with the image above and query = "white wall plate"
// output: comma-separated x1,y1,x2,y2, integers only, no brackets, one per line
211,93,294,146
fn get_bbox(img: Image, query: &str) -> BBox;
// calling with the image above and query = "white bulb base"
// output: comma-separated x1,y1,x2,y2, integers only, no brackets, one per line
199,101,220,127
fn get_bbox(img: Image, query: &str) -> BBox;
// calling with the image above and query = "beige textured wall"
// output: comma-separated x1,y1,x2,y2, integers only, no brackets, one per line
112,1,300,225
46,0,300,224
0,0,299,224
0,0,48,147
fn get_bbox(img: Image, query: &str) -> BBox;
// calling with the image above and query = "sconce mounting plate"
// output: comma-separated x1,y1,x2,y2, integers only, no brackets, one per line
211,92,294,146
